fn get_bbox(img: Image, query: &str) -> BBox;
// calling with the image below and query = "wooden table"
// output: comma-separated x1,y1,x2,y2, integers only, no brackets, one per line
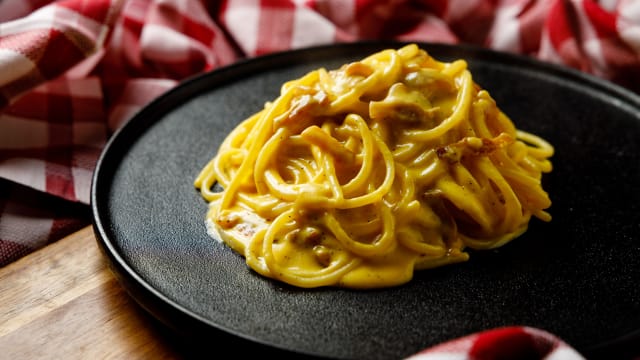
0,226,188,359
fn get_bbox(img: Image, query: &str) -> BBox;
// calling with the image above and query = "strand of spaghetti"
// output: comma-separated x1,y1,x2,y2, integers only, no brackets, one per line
287,157,318,184
322,202,396,257
413,202,444,231
404,69,473,141
459,157,511,236
500,168,551,213
261,139,336,205
310,143,343,203
263,170,332,204
325,70,379,114
533,209,552,222
437,171,492,231
194,158,218,200
388,164,418,224
212,149,244,184
220,84,301,209
391,138,429,163
254,127,290,195
441,60,468,77
245,227,270,275
340,114,375,196
516,130,554,157
300,125,355,164
396,43,420,59
462,221,529,250
469,163,510,229
261,209,362,287
205,119,262,192
502,140,552,176
484,139,552,215
235,193,290,217
258,126,333,203
468,94,498,140
279,69,320,94
477,156,524,235
413,157,447,189
336,212,382,235
307,124,346,202
360,49,402,98
340,133,395,208
327,50,401,114
225,111,262,150
194,113,258,196
265,121,395,210
396,227,447,256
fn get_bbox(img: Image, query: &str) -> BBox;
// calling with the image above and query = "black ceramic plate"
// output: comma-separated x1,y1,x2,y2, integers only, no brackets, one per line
91,41,640,359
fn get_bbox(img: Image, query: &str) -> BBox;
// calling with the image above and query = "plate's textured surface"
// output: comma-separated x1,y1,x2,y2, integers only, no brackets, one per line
92,42,640,359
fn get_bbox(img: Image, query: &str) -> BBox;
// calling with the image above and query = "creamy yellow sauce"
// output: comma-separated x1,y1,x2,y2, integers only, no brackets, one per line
194,44,553,289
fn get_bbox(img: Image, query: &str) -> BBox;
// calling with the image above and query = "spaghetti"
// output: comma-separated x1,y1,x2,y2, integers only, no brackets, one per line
194,44,553,289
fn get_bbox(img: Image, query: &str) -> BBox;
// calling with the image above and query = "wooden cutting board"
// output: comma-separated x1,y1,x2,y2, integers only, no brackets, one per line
0,226,186,359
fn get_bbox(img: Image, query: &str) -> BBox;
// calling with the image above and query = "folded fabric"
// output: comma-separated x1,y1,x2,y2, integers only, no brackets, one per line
1,0,639,357
405,326,586,359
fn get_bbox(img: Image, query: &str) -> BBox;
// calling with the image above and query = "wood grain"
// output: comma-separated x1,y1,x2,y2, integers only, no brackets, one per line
0,226,187,359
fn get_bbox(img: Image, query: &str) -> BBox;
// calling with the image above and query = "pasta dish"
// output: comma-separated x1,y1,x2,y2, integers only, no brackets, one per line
194,44,553,289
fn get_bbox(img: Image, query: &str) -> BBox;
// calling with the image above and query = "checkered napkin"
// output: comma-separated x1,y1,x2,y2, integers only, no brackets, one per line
0,0,638,356
406,326,586,359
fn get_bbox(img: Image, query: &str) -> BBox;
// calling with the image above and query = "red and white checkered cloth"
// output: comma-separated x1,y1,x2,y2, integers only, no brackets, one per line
1,0,638,356
406,326,586,359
